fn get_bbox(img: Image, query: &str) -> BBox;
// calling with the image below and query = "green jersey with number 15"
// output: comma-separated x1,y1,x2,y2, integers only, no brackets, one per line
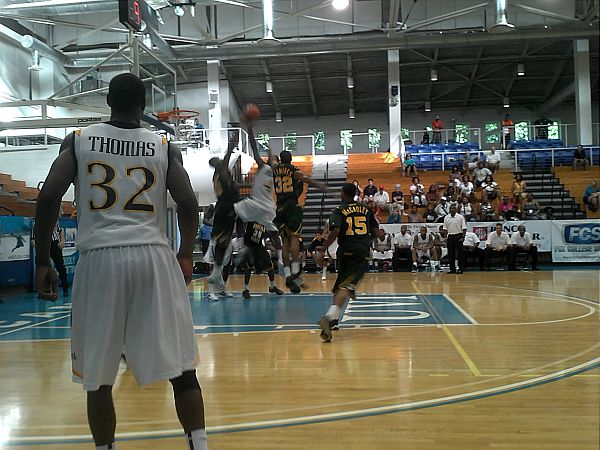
328,202,376,254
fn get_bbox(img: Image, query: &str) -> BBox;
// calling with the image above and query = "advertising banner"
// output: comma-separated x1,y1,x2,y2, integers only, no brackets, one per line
551,220,600,262
468,221,551,252
0,233,30,261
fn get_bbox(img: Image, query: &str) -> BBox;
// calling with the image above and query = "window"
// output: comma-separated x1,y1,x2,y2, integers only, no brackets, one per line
401,128,409,140
340,129,353,151
455,123,469,144
284,131,297,152
368,128,381,151
548,121,560,140
515,121,529,141
485,122,500,144
256,133,269,150
314,130,325,153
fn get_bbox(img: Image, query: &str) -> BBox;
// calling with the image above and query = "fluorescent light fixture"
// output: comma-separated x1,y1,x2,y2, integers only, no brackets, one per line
517,63,525,76
332,0,349,10
424,101,431,112
275,112,282,122
349,107,355,119
503,97,510,108
266,80,273,93
430,69,438,81
347,76,354,89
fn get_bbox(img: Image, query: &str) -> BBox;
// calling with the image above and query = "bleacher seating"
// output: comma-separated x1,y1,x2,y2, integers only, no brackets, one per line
405,142,481,171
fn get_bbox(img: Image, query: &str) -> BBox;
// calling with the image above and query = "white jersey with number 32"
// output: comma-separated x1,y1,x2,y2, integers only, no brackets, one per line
74,123,169,252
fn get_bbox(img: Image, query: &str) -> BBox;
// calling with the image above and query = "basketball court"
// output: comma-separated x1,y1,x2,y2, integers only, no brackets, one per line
1,270,598,449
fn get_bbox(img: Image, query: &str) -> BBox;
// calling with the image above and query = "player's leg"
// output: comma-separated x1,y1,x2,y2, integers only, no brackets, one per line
243,264,252,299
170,371,208,450
267,268,284,295
87,385,116,448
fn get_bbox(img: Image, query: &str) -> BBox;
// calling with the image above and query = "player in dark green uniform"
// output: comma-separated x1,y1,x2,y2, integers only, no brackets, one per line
240,221,284,299
316,183,379,342
273,150,326,293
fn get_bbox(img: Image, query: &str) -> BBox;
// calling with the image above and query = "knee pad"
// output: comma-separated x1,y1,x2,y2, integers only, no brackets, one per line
170,370,200,396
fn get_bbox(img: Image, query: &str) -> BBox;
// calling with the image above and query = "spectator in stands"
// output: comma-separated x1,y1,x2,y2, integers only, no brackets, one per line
522,193,541,220
540,206,555,220
393,225,413,271
497,196,514,220
458,195,475,222
473,161,492,188
420,128,430,145
372,228,393,272
403,152,418,177
449,166,461,183
390,184,405,215
458,174,475,198
435,197,450,223
409,177,426,207
501,113,513,149
307,231,328,278
484,223,511,270
479,193,495,221
462,230,484,271
463,150,480,174
363,178,377,208
511,173,527,207
423,203,439,223
486,146,501,173
352,179,363,204
387,209,402,224
433,226,448,270
445,185,459,206
533,113,552,140
573,145,590,171
432,114,444,144
510,225,538,270
481,175,499,202
425,184,440,205
412,226,438,272
373,185,390,221
505,204,522,221
407,205,421,223
583,179,600,212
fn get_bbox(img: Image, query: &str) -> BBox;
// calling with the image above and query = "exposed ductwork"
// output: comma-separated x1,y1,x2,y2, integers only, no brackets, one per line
0,21,72,66
257,0,281,46
488,0,515,33
0,0,117,16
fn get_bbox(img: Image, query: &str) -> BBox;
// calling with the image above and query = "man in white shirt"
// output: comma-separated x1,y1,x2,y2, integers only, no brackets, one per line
412,226,437,272
373,185,390,220
443,204,467,274
473,161,492,188
389,184,404,215
462,231,484,271
486,146,501,173
392,225,413,271
435,197,450,222
510,225,538,270
484,223,511,270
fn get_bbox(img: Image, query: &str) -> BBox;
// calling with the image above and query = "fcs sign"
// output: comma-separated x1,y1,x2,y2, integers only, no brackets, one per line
563,223,600,244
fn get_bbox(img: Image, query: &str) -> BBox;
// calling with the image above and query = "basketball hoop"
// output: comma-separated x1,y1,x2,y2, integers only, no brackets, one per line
156,109,199,123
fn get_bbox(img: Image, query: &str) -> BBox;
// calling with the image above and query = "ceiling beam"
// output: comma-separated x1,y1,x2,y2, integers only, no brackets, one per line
504,42,531,99
303,57,318,117
542,47,573,102
512,3,581,23
538,82,575,112
261,58,280,114
427,48,439,102
463,46,483,106
347,53,354,112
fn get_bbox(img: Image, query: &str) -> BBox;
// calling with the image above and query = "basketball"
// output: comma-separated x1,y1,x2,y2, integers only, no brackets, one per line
243,103,261,121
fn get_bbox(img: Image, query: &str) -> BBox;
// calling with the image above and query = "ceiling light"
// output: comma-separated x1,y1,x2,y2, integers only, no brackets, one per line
430,69,438,81
174,5,185,17
424,101,431,112
332,0,349,10
266,80,273,93
517,63,525,76
347,76,354,89
503,97,510,108
275,112,282,122
349,108,355,119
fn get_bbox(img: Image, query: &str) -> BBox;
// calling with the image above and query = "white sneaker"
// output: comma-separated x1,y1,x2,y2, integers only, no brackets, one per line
207,293,219,302
321,274,327,281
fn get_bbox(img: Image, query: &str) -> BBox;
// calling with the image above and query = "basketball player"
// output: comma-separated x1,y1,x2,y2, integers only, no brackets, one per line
33,74,207,450
412,226,438,272
239,221,284,299
317,183,379,342
273,150,326,293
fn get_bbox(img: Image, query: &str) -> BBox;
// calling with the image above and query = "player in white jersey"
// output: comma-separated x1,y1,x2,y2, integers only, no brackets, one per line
34,74,208,450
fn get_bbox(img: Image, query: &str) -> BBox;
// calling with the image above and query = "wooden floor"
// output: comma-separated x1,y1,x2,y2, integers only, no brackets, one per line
0,270,599,449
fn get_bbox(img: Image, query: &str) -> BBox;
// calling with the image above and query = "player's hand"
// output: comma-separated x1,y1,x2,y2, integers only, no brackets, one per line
35,266,58,302
177,254,193,285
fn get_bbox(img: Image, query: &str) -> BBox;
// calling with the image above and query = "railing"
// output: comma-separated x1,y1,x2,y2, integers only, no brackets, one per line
0,205,15,216
317,162,329,230
176,127,251,158
408,127,482,149
497,123,600,149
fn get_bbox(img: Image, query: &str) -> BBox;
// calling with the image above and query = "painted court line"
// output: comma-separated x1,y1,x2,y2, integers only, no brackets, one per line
0,314,72,337
441,294,478,324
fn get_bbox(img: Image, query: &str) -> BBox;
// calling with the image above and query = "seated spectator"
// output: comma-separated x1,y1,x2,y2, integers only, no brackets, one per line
363,178,377,208
406,204,421,223
522,193,541,220
583,179,600,212
573,145,590,171
373,185,390,221
473,161,492,188
458,174,475,198
484,223,511,270
387,209,402,224
497,196,514,219
481,175,499,202
403,152,418,177
390,184,405,214
425,184,440,205
411,226,438,272
479,193,496,221
458,196,475,222
510,225,538,270
486,146,501,173
307,230,328,278
435,197,450,222
423,203,439,223
409,177,427,207
433,226,448,269
445,185,459,204
449,166,461,183
463,150,480,174
462,231,484,271
540,206,555,220
372,228,393,272
505,204,522,221
393,225,413,271
511,173,527,207
352,179,363,204
420,128,430,145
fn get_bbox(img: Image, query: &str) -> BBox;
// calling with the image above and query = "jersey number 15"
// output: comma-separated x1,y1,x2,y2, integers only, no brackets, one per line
345,216,367,235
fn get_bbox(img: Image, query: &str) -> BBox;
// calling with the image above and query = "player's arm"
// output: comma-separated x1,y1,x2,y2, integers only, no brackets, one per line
220,129,239,177
321,209,341,249
246,124,264,168
167,143,200,284
294,170,328,191
34,133,77,300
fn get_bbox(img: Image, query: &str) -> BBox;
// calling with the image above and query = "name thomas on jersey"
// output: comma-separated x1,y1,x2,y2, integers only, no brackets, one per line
87,136,157,157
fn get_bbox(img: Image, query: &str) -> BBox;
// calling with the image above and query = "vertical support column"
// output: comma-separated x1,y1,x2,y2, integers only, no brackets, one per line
130,32,140,77
574,39,592,145
207,60,222,151
387,49,403,157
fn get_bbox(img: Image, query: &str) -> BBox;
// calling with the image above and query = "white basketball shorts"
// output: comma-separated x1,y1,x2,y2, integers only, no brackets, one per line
373,249,393,260
71,244,199,391
234,198,278,231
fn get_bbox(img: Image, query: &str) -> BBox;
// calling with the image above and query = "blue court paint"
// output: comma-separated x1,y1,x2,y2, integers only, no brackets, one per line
0,292,474,341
